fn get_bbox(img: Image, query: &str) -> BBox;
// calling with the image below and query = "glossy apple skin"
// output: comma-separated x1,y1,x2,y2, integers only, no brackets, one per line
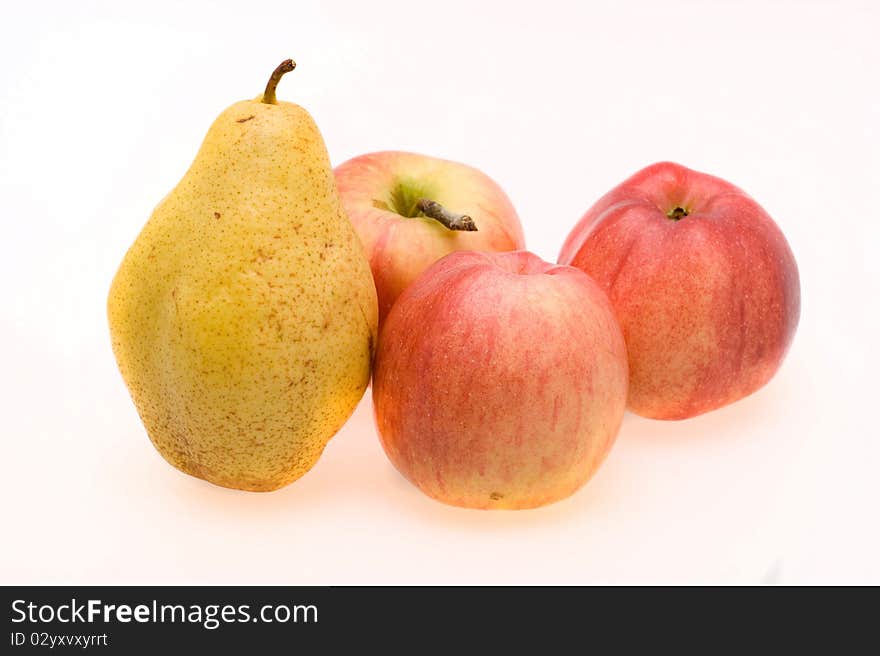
335,151,525,323
559,162,800,420
373,250,628,510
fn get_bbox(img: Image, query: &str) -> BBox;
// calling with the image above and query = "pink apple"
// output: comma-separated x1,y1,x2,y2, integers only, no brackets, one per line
559,162,800,420
372,250,628,510
335,151,525,324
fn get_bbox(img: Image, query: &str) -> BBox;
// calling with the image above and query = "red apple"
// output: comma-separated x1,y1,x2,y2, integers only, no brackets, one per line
372,250,628,509
559,162,800,420
335,151,525,324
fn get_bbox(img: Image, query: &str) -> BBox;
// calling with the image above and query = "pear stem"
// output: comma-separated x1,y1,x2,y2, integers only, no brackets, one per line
262,59,296,105
416,199,478,231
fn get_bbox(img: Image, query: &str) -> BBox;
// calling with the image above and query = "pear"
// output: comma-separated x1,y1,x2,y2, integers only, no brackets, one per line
108,60,378,491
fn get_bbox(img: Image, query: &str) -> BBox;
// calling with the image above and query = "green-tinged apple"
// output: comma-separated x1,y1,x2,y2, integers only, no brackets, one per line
372,250,628,510
559,162,800,420
335,151,525,323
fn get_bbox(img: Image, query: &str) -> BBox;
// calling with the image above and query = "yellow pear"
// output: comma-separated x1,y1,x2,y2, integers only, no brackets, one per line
108,60,378,491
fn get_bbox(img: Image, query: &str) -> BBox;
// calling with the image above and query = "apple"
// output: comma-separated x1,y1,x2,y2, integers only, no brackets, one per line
335,151,525,323
559,162,800,420
372,250,628,510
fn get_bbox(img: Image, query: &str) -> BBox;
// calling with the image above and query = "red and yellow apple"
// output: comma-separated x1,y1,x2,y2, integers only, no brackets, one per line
559,162,800,420
372,250,628,509
335,151,525,323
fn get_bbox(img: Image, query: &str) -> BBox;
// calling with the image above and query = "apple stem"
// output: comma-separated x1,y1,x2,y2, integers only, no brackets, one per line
262,59,296,105
416,199,478,231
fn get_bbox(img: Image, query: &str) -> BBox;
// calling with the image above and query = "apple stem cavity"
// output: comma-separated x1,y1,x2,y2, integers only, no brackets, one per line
416,199,478,232
262,59,296,105
667,206,689,221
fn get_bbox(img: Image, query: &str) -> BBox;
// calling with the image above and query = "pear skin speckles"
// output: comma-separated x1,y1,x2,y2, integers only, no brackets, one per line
108,94,378,492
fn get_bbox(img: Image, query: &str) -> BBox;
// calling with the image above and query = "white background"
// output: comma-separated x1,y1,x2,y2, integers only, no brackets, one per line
1,0,877,584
